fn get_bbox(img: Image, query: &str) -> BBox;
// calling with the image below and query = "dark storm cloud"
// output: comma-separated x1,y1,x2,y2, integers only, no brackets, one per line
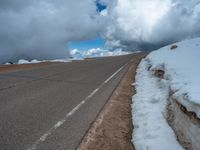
0,0,105,63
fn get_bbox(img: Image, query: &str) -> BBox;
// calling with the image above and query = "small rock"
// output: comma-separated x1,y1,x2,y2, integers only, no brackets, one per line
154,69,165,78
170,44,178,50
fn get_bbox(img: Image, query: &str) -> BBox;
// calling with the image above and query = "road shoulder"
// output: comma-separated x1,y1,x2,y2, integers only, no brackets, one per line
78,53,146,150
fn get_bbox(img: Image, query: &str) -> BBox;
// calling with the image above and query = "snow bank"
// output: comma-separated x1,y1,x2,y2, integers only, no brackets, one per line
132,37,200,149
18,59,40,64
132,59,183,150
167,95,200,150
147,38,200,118
17,59,70,64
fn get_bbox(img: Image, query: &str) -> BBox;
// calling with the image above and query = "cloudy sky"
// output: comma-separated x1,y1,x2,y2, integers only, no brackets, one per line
0,0,200,63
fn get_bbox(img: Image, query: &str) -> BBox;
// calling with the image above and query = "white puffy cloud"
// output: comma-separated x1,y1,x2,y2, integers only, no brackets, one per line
104,0,200,50
70,47,131,59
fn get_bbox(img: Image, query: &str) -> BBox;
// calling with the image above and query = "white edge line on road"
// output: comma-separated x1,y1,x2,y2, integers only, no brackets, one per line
27,62,128,150
86,88,99,99
104,63,128,84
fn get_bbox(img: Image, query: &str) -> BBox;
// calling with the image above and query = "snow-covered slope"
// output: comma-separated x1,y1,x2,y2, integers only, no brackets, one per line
132,37,200,150
132,60,183,150
147,38,200,117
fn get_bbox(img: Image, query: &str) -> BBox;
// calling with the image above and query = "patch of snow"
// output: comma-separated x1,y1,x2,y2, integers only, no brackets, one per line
46,59,71,63
17,59,70,64
30,59,41,63
147,37,200,118
132,37,200,149
18,59,31,64
132,59,183,150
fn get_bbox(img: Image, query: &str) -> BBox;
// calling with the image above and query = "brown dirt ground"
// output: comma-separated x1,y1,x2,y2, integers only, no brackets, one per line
78,53,147,150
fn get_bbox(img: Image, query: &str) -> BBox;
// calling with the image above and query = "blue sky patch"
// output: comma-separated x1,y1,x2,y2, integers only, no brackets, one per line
68,37,105,50
68,2,107,51
96,0,107,12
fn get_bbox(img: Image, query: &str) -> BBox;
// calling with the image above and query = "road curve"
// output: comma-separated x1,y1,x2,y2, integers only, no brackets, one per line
0,54,139,150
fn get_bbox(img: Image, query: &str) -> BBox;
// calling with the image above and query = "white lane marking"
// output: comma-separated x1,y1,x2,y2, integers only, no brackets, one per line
27,99,86,150
67,100,85,117
104,63,128,84
27,62,128,150
86,88,99,99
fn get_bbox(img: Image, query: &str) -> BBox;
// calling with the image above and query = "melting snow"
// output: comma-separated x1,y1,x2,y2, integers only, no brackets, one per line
132,37,200,149
132,59,183,150
16,59,70,64
147,38,200,117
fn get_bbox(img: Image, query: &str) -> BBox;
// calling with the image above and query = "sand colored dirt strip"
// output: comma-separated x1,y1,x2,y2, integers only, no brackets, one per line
78,53,146,150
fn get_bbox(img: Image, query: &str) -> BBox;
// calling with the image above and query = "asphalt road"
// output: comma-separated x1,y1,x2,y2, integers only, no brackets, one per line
0,54,138,150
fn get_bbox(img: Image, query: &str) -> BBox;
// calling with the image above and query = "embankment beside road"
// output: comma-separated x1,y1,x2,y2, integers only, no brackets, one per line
78,53,146,150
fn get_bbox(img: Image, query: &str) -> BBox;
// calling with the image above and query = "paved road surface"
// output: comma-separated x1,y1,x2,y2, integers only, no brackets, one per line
0,54,139,150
